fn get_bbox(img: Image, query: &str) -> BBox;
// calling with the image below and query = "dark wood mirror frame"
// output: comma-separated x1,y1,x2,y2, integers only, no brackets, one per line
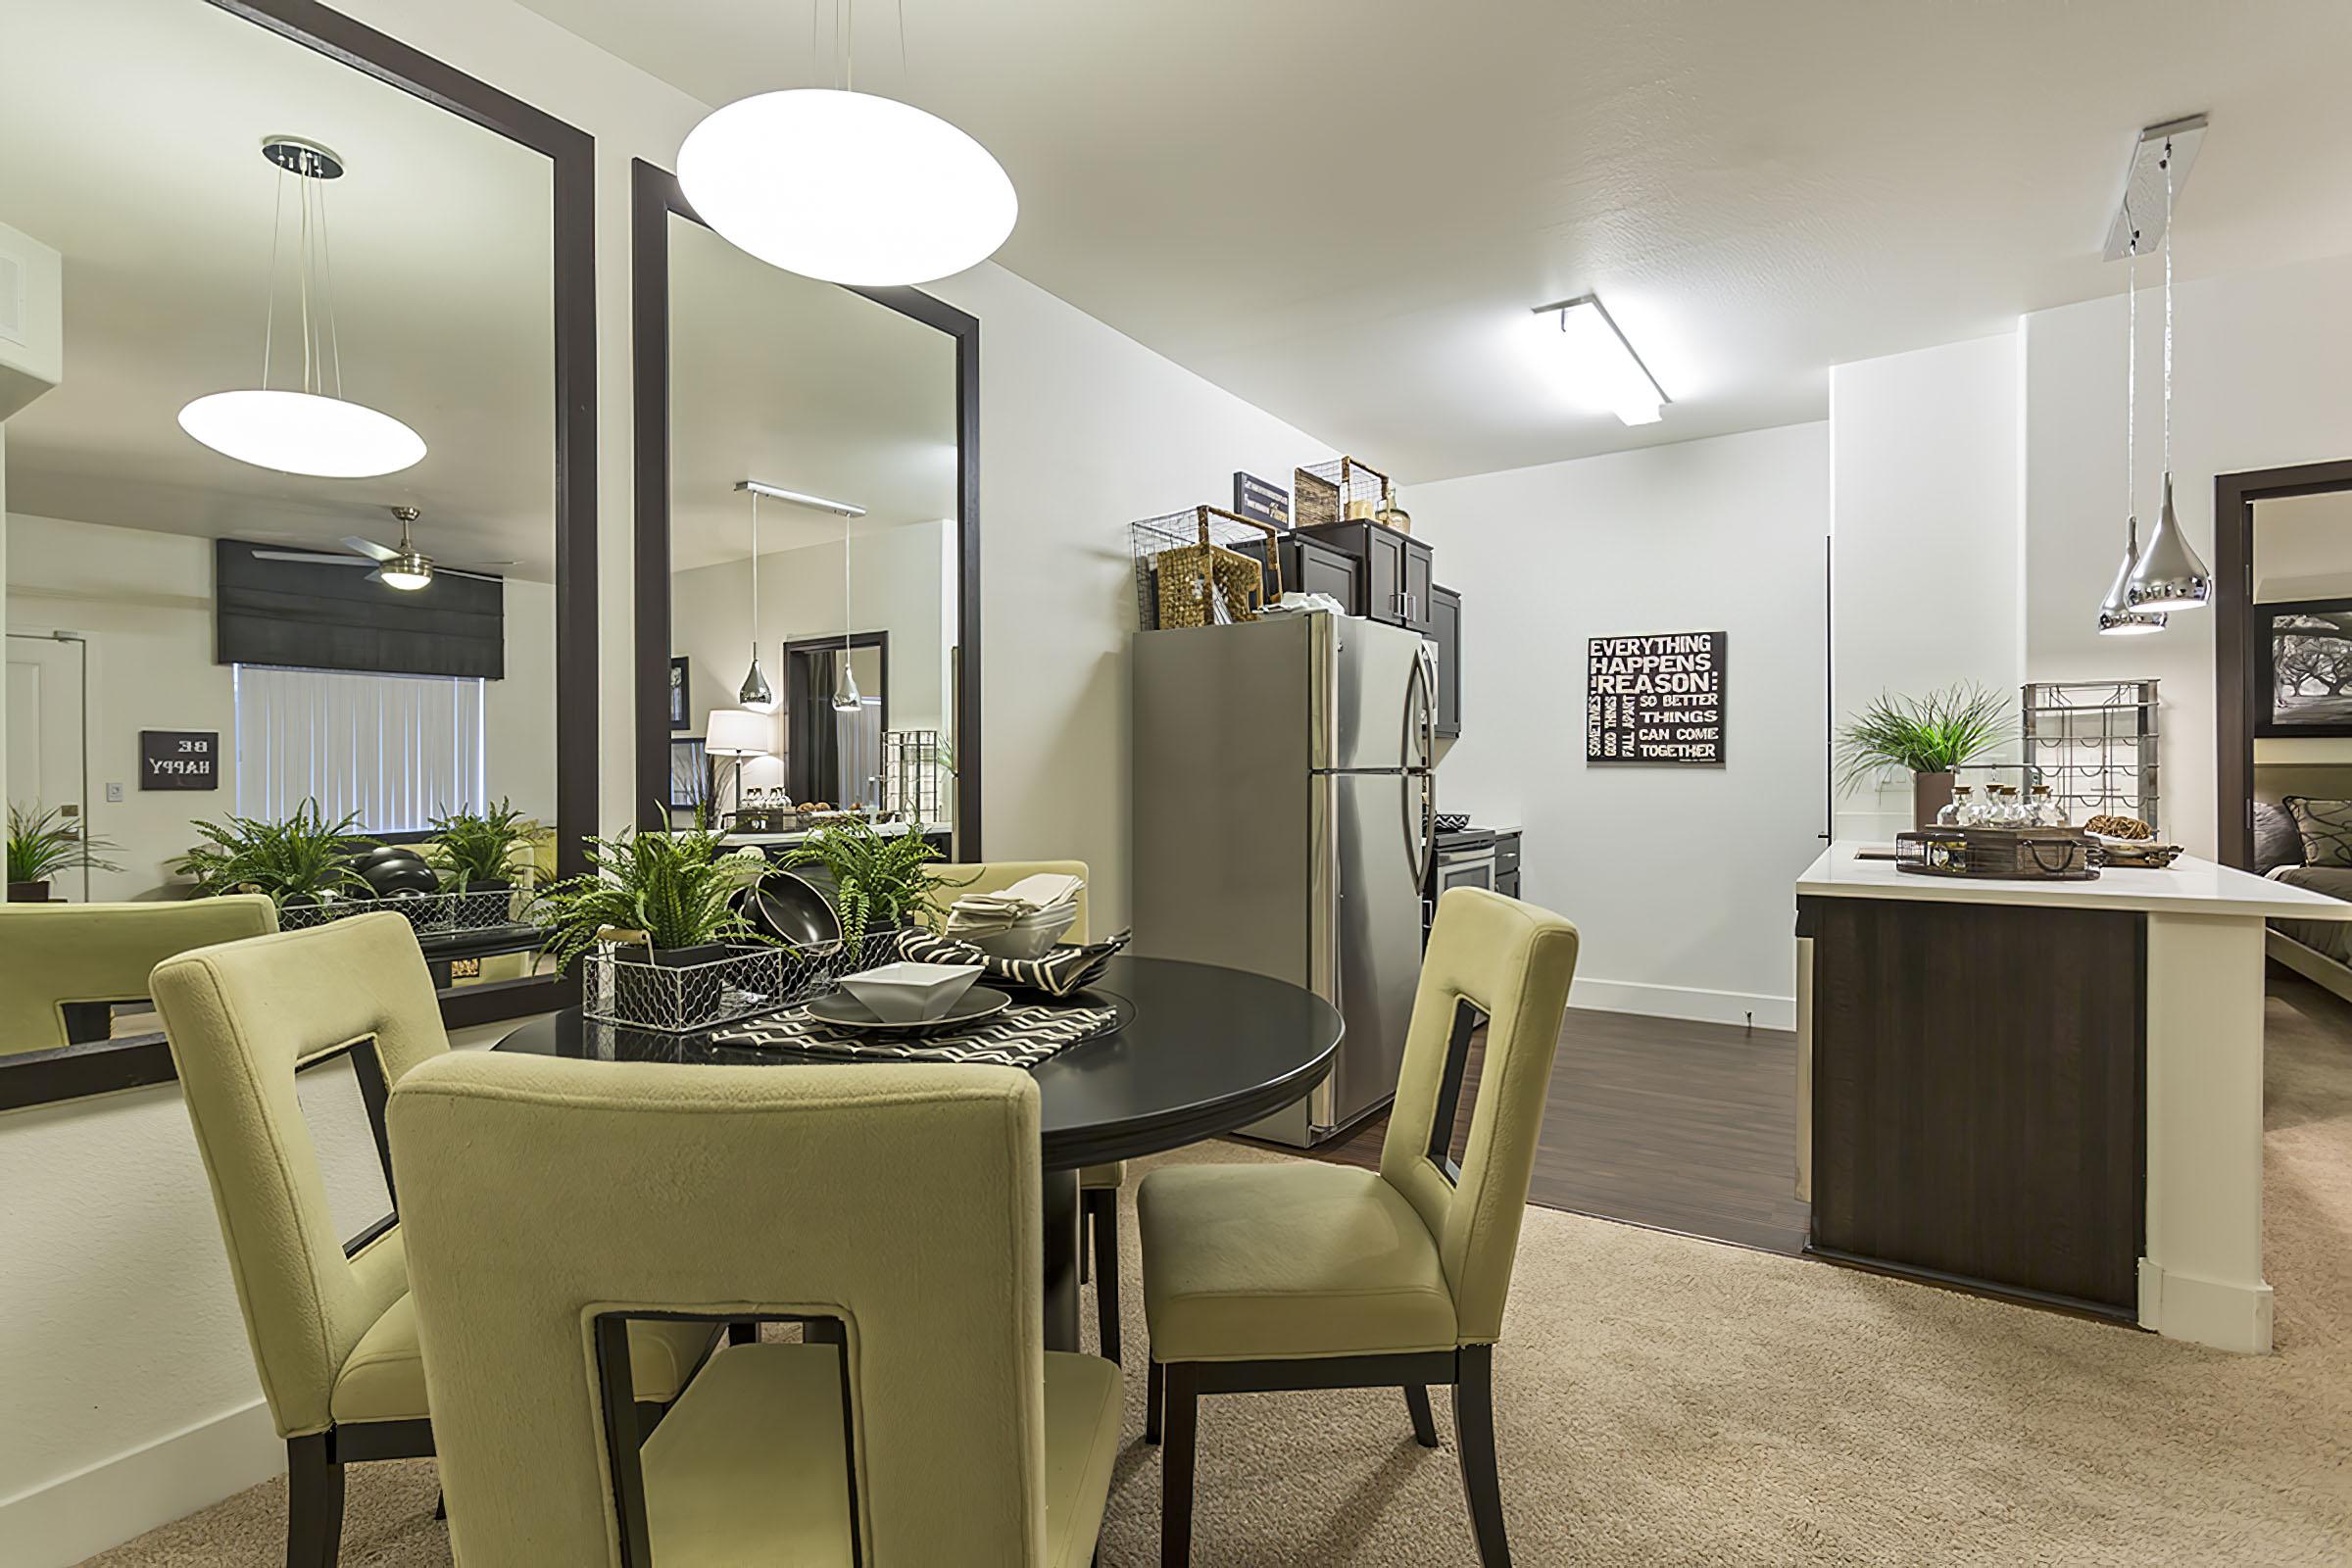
2,0,598,1111
630,159,982,851
2213,458,2352,869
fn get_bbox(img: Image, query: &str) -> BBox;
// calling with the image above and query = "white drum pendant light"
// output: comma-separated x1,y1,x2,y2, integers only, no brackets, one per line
178,138,426,479
2098,230,2166,636
2127,136,2211,612
677,3,1015,286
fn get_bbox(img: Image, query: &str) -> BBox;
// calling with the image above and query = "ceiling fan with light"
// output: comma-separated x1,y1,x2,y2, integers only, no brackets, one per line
249,507,510,592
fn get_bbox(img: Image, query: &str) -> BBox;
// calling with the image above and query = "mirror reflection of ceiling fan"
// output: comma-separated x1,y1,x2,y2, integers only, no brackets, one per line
249,507,514,592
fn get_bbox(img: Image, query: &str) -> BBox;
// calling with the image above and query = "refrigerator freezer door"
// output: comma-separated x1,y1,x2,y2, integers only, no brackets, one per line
1327,769,1424,1129
1323,616,1430,773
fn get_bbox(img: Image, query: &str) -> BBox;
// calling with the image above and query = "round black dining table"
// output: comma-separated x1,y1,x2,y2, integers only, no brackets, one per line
493,955,1343,1352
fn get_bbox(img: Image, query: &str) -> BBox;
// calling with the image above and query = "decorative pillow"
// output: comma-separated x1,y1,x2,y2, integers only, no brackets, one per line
2255,800,2307,874
2283,796,2352,868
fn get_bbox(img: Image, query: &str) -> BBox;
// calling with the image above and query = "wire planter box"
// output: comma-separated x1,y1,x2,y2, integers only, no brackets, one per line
1129,505,1282,630
581,929,908,1033
2021,679,2161,833
276,886,531,937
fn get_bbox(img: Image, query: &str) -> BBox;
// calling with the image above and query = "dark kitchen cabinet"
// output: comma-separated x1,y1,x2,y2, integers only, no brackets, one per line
1273,533,1363,612
1427,585,1461,739
1297,519,1434,633
1494,832,1520,902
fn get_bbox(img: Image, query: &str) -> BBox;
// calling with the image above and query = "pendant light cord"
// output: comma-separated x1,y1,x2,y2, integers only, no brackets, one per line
843,509,853,667
2126,227,2138,547
2162,139,2174,479
317,169,343,400
261,172,285,391
749,489,761,656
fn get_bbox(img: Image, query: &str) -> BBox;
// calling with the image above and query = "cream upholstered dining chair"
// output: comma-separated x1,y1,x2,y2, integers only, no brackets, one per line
1137,887,1578,1566
0,895,275,1054
927,858,1129,1362
387,1049,1124,1566
149,913,719,1568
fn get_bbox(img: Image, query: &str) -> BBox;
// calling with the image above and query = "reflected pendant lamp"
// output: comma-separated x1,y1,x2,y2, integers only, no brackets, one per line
832,508,861,712
2127,137,2212,612
2099,230,2166,635
739,488,776,711
177,138,426,479
675,4,1015,286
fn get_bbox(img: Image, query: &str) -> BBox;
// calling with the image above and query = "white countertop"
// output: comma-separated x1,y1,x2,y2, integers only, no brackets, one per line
1797,841,2352,920
721,821,945,847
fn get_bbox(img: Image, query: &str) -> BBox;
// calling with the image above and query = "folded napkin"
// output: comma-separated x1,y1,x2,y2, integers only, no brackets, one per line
944,871,1086,937
899,927,1129,999
713,999,1116,1068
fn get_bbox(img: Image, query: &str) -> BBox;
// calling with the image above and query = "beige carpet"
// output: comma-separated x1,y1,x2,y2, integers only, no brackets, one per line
84,984,2352,1566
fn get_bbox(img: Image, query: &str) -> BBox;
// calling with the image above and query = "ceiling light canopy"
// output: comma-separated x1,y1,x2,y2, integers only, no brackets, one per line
178,138,426,479
1533,296,1668,426
679,86,1016,287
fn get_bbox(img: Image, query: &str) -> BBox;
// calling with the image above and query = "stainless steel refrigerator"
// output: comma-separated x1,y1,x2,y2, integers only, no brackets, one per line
1132,612,1436,1146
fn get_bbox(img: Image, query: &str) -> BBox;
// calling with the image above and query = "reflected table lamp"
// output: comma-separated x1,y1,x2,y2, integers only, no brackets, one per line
703,708,774,822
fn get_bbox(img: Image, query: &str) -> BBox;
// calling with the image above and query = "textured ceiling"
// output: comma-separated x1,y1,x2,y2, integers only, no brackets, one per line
519,0,2352,484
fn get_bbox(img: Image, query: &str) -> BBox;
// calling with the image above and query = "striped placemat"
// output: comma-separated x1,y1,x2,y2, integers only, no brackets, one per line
711,998,1118,1067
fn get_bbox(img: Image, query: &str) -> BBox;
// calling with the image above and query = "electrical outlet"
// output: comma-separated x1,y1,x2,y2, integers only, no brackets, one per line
105,782,123,803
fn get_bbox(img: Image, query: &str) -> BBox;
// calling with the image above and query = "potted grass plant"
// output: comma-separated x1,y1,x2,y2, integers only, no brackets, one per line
781,818,960,951
7,803,122,902
1836,683,2015,831
171,800,372,907
533,824,775,973
426,798,537,894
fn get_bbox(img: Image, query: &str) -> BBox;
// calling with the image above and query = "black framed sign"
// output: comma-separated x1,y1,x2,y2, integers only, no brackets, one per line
2255,597,2352,737
1233,471,1290,529
669,656,691,729
140,730,220,790
1587,632,1726,764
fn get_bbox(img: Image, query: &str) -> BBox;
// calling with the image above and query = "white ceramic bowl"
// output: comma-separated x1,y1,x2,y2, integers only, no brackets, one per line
836,960,984,1023
965,904,1080,960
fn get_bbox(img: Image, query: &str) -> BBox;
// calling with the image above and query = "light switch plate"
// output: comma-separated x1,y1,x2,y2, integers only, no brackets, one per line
105,782,124,803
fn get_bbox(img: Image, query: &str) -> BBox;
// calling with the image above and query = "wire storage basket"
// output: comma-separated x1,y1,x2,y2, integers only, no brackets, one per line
2021,680,2160,833
276,885,530,936
580,929,909,1033
1129,505,1282,630
1292,457,1393,531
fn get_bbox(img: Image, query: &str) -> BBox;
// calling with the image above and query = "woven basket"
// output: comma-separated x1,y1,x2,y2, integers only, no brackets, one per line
1147,506,1282,628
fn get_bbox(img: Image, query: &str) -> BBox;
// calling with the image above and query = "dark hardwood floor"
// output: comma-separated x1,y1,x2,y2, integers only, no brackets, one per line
1296,1006,1811,1255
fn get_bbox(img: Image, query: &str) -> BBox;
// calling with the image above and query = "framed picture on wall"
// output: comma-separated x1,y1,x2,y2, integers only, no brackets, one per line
2256,597,2352,737
669,657,691,729
669,737,708,808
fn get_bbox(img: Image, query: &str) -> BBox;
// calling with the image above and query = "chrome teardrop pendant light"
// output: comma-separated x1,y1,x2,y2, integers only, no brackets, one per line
178,138,426,479
738,488,776,711
678,0,1016,287
2127,136,2212,612
2099,227,2166,636
832,507,862,711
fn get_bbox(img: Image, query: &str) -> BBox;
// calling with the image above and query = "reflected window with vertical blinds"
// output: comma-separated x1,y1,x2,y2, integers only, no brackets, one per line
233,664,485,832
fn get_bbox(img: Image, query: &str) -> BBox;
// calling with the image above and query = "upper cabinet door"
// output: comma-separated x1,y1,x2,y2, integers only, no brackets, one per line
1401,541,1436,634
1428,585,1461,739
1363,526,1405,624
1291,537,1364,613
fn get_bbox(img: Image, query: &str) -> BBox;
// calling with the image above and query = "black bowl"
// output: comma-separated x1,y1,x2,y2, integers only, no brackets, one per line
732,869,843,951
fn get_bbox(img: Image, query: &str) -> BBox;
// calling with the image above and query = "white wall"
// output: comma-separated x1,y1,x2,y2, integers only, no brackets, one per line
1411,423,1829,1028
1828,333,2025,842
0,3,1337,1560
3,512,558,900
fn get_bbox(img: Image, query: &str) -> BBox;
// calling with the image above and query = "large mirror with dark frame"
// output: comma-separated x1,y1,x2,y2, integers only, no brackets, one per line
632,162,980,867
0,0,596,1107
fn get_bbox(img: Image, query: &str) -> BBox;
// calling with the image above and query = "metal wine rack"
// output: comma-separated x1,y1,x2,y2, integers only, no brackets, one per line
2020,679,2160,832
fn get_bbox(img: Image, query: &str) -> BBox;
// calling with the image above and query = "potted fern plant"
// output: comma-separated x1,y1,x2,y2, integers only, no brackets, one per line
533,824,774,972
780,819,960,952
8,803,122,902
1836,684,2015,831
426,798,537,894
171,801,372,907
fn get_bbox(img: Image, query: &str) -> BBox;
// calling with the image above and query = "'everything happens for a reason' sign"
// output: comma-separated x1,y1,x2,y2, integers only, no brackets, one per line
1587,631,1726,764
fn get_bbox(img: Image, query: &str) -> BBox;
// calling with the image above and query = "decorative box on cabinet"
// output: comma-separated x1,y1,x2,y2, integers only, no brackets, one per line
1427,585,1461,739
1296,518,1434,633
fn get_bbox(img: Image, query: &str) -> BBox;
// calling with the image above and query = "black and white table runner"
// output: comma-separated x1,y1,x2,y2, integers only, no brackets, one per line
712,999,1119,1067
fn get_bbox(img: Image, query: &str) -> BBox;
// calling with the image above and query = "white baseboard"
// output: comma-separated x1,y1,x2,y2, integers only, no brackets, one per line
0,1398,283,1568
1569,976,1796,1032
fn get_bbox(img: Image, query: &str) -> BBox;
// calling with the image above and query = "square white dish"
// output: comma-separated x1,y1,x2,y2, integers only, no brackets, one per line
836,960,984,1023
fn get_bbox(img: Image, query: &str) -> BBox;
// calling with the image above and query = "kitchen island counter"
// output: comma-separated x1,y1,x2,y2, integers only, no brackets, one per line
1795,843,2352,1354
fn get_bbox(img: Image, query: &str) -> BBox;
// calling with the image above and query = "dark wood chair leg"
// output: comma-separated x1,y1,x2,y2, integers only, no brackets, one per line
1452,1346,1510,1566
285,1434,345,1568
1403,1384,1440,1447
1146,1354,1164,1444
726,1320,759,1346
1158,1362,1200,1567
1092,1194,1123,1365
433,1490,447,1522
